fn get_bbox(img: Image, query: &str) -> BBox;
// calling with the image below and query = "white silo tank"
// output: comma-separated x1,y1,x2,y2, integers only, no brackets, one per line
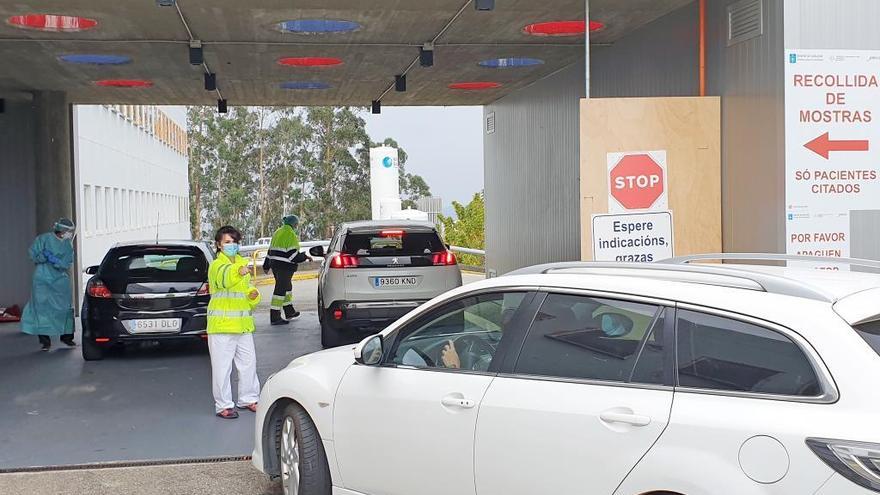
370,146,401,220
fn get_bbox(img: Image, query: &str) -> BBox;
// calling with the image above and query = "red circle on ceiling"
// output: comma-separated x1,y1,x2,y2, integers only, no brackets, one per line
7,14,98,32
277,57,344,67
95,80,154,88
523,20,605,36
448,82,502,90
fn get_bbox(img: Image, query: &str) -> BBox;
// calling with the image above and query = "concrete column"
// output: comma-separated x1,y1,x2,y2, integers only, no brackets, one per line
33,91,74,232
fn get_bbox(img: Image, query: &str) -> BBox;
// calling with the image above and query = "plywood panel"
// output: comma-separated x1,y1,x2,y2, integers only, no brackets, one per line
580,97,721,260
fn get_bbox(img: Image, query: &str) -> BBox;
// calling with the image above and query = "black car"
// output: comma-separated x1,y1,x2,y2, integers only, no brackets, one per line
81,241,214,360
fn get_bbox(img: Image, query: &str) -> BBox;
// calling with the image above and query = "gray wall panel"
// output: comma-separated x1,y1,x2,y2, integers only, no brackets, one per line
591,3,699,98
851,210,880,261
484,62,585,276
0,100,37,306
785,0,880,50
708,0,787,254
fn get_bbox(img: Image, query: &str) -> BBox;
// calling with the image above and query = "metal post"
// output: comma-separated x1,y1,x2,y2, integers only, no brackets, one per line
585,0,591,98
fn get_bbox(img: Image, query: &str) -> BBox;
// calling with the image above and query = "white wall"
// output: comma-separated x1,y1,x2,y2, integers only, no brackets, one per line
74,105,191,271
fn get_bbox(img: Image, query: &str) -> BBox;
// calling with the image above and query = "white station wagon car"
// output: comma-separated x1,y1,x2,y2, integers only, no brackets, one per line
253,254,880,495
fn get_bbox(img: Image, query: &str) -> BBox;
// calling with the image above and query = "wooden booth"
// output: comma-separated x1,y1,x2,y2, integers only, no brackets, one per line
580,97,722,262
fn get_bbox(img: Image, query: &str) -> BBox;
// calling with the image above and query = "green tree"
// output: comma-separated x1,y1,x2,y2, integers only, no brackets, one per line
438,192,485,267
187,106,432,242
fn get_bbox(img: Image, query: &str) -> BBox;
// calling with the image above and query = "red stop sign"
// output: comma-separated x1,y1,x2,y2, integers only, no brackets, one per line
609,154,665,210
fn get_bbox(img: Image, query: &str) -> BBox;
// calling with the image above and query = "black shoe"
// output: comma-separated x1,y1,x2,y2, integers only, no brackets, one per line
283,307,300,319
41,344,50,352
270,309,289,326
61,338,76,348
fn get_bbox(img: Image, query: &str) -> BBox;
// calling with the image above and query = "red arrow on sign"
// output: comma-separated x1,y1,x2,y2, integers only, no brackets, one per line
804,132,869,159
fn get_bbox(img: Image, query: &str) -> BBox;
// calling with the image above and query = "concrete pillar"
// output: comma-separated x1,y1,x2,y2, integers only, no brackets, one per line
33,91,74,232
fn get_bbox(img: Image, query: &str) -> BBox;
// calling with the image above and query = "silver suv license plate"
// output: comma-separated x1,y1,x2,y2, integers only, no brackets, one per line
374,276,418,288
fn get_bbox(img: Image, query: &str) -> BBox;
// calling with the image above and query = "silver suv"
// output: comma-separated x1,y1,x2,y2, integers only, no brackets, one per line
310,220,462,348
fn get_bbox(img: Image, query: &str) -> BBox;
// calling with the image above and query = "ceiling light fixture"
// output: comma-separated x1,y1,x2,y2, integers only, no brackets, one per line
277,57,343,67
204,73,217,91
475,0,495,11
479,57,544,68
59,54,131,65
419,43,434,68
218,99,228,113
448,82,502,90
372,100,381,114
189,40,203,65
7,14,98,32
395,75,407,92
277,19,361,34
523,20,605,36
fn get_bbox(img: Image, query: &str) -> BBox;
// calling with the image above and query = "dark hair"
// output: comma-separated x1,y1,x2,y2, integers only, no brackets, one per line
214,226,242,252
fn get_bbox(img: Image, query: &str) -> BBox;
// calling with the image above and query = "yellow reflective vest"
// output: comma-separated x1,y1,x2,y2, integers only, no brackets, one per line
207,252,261,334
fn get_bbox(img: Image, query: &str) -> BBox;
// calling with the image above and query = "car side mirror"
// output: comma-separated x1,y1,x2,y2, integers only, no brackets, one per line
354,335,384,366
309,246,325,257
85,265,99,275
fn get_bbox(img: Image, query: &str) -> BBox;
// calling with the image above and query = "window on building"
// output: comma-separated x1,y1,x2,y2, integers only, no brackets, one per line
82,185,93,235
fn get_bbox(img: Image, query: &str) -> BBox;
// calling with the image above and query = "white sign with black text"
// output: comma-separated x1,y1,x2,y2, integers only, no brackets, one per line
592,211,674,263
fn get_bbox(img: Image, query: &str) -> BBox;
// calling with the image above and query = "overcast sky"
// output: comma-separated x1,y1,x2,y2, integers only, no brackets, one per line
363,106,484,213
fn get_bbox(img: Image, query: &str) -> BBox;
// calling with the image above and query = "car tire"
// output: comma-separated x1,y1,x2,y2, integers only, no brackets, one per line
320,317,342,349
275,402,332,495
82,339,104,361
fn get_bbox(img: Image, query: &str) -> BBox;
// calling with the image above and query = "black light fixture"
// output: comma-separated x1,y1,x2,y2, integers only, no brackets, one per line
395,74,407,92
189,40,203,66
0,99,5,114
475,0,495,10
204,73,217,91
419,43,434,67
218,99,228,113
371,100,381,114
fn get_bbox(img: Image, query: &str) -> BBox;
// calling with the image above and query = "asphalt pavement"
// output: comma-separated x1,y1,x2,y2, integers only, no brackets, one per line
0,271,483,493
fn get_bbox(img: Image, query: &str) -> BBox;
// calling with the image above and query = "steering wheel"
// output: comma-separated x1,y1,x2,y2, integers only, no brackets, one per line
445,334,497,371
410,346,436,367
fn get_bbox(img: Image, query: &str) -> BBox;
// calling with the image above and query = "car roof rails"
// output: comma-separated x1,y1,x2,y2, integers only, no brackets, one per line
505,260,837,302
662,253,880,271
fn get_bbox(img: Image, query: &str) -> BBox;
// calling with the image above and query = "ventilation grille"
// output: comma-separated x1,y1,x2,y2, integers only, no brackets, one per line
486,111,496,134
727,0,763,46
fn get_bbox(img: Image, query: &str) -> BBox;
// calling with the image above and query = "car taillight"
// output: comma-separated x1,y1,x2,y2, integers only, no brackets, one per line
333,309,343,320
807,438,880,491
197,283,210,296
87,279,112,299
432,251,457,266
330,254,359,269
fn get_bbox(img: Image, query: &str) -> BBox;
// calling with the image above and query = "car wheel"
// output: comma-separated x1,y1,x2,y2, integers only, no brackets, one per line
276,403,331,495
82,339,104,361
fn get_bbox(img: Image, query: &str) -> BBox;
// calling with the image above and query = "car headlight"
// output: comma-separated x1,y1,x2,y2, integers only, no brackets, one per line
807,438,880,491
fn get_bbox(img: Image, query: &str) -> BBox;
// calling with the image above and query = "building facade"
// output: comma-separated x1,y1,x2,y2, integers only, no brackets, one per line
73,104,191,273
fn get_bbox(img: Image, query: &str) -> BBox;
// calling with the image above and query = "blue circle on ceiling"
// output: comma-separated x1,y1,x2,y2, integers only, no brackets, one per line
278,19,361,34
280,81,331,90
382,157,393,168
59,54,132,65
479,57,544,68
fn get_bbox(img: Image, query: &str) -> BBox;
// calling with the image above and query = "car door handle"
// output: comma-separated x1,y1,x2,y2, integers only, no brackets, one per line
599,411,652,427
441,395,476,409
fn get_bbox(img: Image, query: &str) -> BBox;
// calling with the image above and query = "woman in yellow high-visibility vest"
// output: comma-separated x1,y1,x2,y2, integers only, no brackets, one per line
208,226,262,419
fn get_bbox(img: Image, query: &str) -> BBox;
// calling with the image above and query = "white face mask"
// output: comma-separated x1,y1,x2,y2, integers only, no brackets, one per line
60,231,75,241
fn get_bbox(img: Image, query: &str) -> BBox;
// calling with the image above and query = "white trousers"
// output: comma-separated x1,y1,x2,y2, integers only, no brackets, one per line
208,333,261,413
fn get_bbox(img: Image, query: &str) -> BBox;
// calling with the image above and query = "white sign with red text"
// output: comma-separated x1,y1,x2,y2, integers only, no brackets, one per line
785,49,880,261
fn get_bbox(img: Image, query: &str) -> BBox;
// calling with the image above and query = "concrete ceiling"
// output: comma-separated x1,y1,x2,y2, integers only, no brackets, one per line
0,0,693,106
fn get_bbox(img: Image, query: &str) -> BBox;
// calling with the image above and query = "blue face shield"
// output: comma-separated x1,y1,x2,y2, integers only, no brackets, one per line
222,243,240,258
600,314,629,337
